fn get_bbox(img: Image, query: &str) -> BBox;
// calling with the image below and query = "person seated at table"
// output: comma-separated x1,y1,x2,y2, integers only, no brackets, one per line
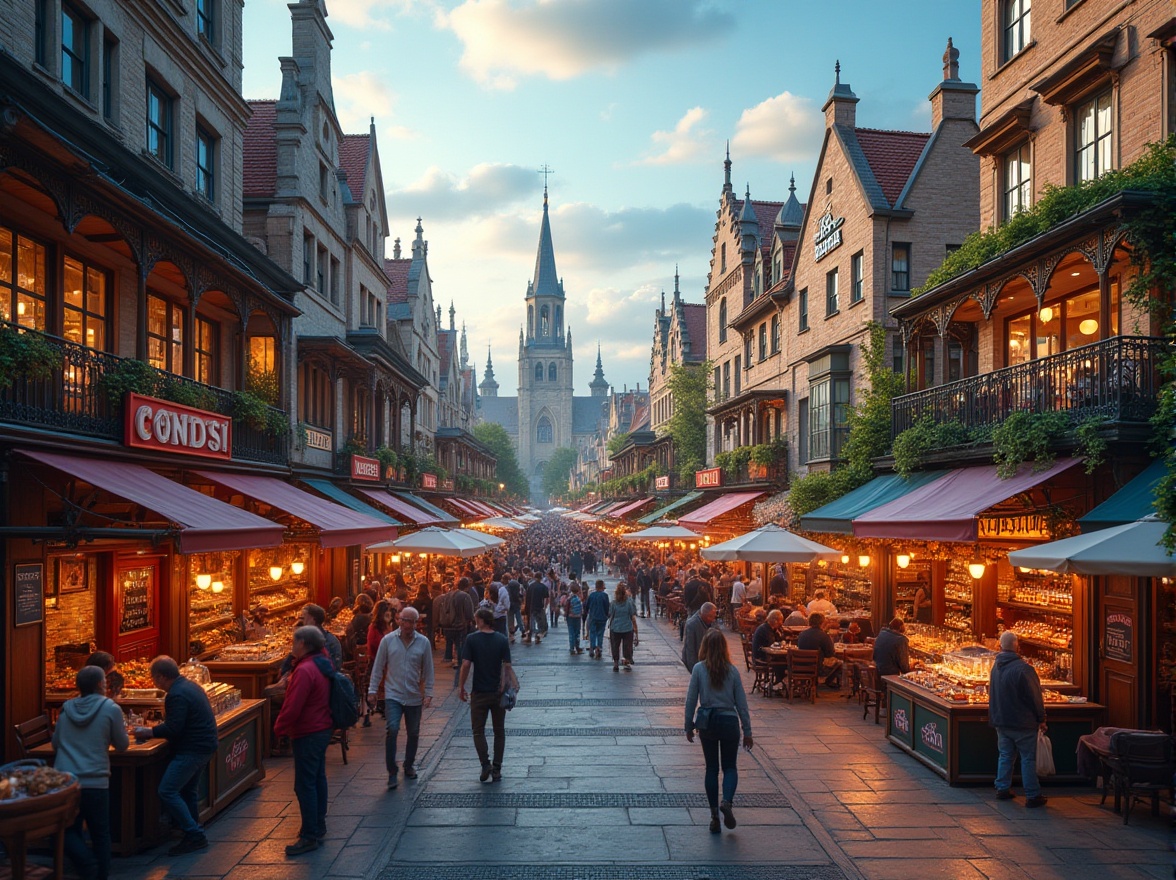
84,651,125,698
873,618,912,677
806,589,838,617
796,612,843,688
750,610,785,664
783,605,808,627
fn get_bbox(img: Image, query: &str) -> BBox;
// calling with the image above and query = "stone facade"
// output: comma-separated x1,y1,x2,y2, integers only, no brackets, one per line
648,269,707,434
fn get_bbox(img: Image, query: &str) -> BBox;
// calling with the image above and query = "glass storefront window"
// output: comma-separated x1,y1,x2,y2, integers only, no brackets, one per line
0,227,48,330
188,550,239,656
1008,314,1031,365
63,256,108,350
248,544,312,618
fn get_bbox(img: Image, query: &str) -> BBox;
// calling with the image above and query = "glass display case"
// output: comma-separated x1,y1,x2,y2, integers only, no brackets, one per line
188,551,240,656
247,544,312,618
997,563,1074,682
942,559,974,634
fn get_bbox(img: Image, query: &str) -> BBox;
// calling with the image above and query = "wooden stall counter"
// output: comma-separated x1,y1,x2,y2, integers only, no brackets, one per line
30,698,266,855
883,675,1104,786
202,657,285,699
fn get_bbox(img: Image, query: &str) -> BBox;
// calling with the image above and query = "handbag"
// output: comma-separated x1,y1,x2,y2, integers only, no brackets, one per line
1036,729,1056,776
499,664,520,711
694,706,714,732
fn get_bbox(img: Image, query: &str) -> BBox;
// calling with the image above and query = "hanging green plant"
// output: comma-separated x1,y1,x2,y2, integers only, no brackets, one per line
991,410,1071,479
891,414,971,478
230,389,272,433
97,358,162,403
158,377,219,412
0,327,63,388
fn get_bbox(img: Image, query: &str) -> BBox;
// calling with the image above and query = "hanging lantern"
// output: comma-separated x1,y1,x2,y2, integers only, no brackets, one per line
840,554,850,565
895,554,911,569
858,555,871,568
968,553,987,580
290,560,305,576
195,573,212,590
211,581,225,593
269,565,283,581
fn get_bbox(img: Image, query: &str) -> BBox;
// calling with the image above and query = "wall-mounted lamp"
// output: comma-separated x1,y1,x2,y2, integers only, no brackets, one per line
290,560,305,576
269,565,283,581
840,554,850,565
968,555,987,580
896,554,911,569
195,573,212,590
211,580,225,593
391,554,402,565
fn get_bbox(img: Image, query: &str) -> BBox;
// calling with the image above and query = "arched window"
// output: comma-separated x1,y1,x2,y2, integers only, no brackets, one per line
718,298,728,343
537,417,553,444
527,305,534,337
554,306,562,335
548,363,557,382
535,362,544,381
540,305,550,336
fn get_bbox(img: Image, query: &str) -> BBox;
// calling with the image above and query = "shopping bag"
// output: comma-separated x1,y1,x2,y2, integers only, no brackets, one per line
1036,729,1056,776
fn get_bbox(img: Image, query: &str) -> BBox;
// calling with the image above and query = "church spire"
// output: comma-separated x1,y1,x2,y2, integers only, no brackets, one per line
448,301,456,331
460,322,469,369
530,192,562,299
479,345,499,398
589,344,609,398
722,141,733,196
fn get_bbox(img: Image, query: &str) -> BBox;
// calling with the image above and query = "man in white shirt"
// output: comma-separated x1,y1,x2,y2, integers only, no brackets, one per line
367,606,434,790
806,590,838,617
746,573,763,606
491,577,511,636
729,577,747,626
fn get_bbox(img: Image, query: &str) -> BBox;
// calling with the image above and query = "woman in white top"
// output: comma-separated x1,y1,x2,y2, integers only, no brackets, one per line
685,628,753,833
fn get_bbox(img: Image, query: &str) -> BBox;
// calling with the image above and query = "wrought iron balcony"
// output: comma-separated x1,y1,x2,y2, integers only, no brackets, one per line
0,326,288,465
891,335,1167,439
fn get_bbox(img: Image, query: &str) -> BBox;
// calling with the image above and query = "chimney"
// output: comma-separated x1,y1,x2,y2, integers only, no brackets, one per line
822,60,858,129
929,37,979,129
393,237,401,259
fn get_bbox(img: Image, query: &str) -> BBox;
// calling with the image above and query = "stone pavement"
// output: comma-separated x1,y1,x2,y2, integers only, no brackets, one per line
108,583,1171,880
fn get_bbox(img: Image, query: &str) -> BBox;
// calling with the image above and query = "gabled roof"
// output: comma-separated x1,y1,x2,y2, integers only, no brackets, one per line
733,200,785,231
437,331,454,377
573,397,606,434
338,134,370,203
384,258,411,303
853,128,931,207
243,100,278,198
479,396,519,435
628,400,650,433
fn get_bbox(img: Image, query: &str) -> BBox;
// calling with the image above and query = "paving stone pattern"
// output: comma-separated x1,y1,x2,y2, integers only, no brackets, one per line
377,866,848,880
415,792,792,809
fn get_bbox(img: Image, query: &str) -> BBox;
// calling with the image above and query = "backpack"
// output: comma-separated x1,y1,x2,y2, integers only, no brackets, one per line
313,655,358,730
434,591,456,628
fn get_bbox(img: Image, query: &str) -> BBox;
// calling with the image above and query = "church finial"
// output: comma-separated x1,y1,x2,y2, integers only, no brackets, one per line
393,237,401,260
835,59,841,84
789,173,796,195
673,265,681,301
449,300,456,331
943,36,960,81
722,141,733,194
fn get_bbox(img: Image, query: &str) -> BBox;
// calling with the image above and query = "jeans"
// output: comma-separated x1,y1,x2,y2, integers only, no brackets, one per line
610,630,633,665
384,700,423,773
469,691,506,769
493,616,508,637
64,788,109,880
566,617,581,650
445,627,467,684
640,589,651,616
291,728,331,840
158,750,213,836
549,604,560,627
699,713,741,809
588,618,607,652
527,611,548,638
995,727,1041,798
509,607,524,636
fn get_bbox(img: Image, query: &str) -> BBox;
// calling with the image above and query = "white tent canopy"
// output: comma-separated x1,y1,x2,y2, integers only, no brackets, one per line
1007,516,1176,577
367,526,501,558
700,524,842,563
621,524,700,542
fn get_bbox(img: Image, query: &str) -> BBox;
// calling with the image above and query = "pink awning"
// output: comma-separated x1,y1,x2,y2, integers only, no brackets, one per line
21,450,284,553
852,458,1082,542
595,501,627,516
353,489,441,526
608,496,656,519
195,471,396,548
678,491,764,529
446,498,487,519
466,500,501,517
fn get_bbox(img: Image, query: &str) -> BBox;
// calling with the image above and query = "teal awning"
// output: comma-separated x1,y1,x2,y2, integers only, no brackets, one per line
800,471,950,534
638,491,704,525
1078,459,1167,532
393,491,459,524
303,479,401,526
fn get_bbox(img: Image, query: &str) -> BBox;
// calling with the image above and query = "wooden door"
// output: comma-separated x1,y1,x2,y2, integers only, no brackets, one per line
1098,575,1141,729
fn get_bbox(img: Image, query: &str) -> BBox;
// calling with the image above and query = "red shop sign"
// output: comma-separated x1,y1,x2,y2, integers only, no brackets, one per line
655,475,670,490
695,467,722,488
421,473,438,489
351,455,381,482
125,393,232,460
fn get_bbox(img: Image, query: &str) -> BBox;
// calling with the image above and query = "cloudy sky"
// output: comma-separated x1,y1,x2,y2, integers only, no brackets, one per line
242,0,980,395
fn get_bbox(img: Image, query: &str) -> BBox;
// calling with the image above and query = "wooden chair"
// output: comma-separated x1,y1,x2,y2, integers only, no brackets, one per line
783,649,820,703
14,714,52,758
842,647,874,701
739,639,773,697
861,664,886,724
1102,731,1174,824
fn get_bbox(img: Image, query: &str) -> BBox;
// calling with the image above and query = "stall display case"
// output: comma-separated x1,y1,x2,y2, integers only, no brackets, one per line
997,567,1075,682
808,565,871,613
247,545,312,619
893,561,932,621
942,560,975,634
187,551,241,656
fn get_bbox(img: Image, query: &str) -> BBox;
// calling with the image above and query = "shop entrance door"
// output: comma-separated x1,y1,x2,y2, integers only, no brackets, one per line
114,556,163,661
1098,575,1141,729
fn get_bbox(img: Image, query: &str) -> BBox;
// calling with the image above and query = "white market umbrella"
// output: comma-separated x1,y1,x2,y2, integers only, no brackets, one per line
480,516,526,531
452,527,506,548
700,523,842,563
547,506,568,513
622,524,700,542
367,526,494,558
1008,516,1176,577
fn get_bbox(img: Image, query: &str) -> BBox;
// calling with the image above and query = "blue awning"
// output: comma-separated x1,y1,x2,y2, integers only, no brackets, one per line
800,471,950,534
1078,459,1167,532
638,491,704,525
301,479,401,526
392,491,459,524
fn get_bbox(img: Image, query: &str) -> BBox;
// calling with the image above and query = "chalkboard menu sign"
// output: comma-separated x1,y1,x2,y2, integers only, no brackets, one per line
14,563,43,627
1105,610,1133,664
119,566,154,634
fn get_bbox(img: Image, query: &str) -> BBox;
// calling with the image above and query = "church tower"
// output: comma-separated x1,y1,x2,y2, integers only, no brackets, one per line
517,188,574,496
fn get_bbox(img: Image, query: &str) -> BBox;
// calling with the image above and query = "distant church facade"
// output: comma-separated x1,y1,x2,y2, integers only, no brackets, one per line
478,191,608,499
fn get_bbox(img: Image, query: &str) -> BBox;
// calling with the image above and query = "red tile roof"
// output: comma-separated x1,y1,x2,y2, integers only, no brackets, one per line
732,200,786,230
384,258,411,303
681,303,707,358
854,129,930,206
243,101,278,198
338,134,369,200
629,400,650,433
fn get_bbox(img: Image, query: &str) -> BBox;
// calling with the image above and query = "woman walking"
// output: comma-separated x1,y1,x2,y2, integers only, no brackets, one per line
685,628,753,833
565,583,584,654
607,582,639,671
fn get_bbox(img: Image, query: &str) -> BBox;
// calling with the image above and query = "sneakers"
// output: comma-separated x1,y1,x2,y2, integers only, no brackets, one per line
168,833,209,856
720,800,737,828
995,789,1015,800
575,647,584,654
491,767,502,783
285,837,321,857
709,813,721,834
1025,795,1048,808
522,636,532,644
479,762,492,783
387,772,398,790
403,765,418,779
622,659,632,669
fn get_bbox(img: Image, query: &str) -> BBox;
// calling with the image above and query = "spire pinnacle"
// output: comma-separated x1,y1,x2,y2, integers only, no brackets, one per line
835,59,841,84
789,173,796,194
530,190,562,298
722,142,733,193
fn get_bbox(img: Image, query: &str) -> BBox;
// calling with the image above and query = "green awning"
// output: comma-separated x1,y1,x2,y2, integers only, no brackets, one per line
393,491,459,524
638,491,704,525
303,479,401,526
1078,459,1167,532
800,471,950,534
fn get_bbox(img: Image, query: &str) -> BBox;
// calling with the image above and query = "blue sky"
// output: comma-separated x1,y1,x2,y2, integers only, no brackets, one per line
242,0,981,395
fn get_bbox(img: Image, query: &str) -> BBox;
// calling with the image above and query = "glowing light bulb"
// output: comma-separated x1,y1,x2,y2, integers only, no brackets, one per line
968,561,987,579
211,581,225,593
195,573,212,590
1038,307,1054,324
269,565,283,581
896,554,911,569
858,555,871,568
840,554,850,565
290,561,305,576
1079,319,1098,336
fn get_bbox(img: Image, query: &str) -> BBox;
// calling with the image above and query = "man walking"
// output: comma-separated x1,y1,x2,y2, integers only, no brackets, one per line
368,606,434,790
523,570,549,643
54,665,129,880
443,577,476,677
585,579,610,660
989,631,1048,807
491,575,511,636
681,602,717,671
506,574,524,642
274,626,333,855
133,657,218,855
459,608,512,782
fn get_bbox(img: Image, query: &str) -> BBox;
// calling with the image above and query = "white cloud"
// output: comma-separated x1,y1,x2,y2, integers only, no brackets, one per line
439,0,735,88
332,71,411,136
732,91,823,164
389,163,541,220
583,282,659,326
634,106,712,166
325,0,433,30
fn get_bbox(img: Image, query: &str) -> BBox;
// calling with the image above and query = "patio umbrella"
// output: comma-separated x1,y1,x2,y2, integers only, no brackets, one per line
1007,516,1176,577
480,516,526,531
700,523,842,563
452,527,506,548
622,524,700,542
367,526,493,558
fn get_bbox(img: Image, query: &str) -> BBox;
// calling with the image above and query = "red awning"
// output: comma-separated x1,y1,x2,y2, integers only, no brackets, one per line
608,496,656,518
595,501,628,516
353,489,440,526
467,500,501,517
678,491,764,529
852,457,1082,542
445,498,487,519
195,470,396,548
21,450,284,553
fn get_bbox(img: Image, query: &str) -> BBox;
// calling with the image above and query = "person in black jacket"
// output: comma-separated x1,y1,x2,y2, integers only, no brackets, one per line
795,613,843,688
872,618,912,677
133,656,218,855
989,631,1048,807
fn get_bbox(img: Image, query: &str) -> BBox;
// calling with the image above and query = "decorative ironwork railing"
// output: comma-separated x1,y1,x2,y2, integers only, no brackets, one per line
891,335,1167,439
0,326,287,464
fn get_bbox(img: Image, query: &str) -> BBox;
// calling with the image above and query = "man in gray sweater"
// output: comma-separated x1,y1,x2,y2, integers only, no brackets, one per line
53,665,130,880
681,602,717,671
